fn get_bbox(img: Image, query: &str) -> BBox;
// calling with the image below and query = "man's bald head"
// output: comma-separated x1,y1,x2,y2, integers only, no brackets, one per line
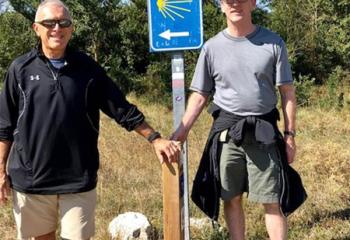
35,0,71,22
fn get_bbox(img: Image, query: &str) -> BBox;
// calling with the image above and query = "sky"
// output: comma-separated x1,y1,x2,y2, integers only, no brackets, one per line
0,0,10,13
0,0,268,14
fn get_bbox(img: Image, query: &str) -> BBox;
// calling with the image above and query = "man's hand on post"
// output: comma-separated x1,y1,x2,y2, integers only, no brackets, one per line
151,138,182,164
133,121,182,164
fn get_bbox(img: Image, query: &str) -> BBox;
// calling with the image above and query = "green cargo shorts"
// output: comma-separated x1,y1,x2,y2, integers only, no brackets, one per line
219,129,281,203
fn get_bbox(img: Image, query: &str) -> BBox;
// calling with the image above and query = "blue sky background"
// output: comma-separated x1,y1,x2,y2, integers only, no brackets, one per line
0,0,269,14
0,1,10,12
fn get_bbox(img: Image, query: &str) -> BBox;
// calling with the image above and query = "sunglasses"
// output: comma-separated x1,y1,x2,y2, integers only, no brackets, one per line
35,19,72,29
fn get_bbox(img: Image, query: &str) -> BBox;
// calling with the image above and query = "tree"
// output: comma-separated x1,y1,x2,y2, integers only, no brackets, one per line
9,0,37,20
268,0,350,84
0,11,36,82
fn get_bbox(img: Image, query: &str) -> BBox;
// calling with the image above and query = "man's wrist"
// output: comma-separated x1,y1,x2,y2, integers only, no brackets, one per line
147,131,162,143
0,169,7,177
284,130,296,138
0,162,6,174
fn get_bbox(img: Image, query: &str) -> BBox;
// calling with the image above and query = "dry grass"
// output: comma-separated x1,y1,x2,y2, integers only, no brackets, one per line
0,96,349,239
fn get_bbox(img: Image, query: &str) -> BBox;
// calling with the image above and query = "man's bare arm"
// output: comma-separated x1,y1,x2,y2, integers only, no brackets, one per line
0,140,12,204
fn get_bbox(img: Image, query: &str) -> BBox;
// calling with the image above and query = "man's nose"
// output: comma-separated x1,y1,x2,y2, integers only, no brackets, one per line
53,23,60,30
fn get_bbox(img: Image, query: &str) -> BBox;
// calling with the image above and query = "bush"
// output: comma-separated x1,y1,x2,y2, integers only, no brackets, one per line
318,66,349,109
294,74,315,107
0,12,35,82
132,60,172,105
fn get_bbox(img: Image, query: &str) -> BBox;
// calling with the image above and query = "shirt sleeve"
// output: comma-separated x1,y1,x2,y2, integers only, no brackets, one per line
0,63,19,141
96,66,145,131
275,40,293,86
189,47,214,95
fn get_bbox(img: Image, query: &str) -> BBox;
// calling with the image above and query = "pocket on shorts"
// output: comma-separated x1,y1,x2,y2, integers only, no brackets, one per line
219,129,228,142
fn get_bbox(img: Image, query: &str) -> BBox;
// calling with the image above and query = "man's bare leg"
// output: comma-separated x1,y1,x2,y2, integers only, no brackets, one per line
224,195,245,240
264,203,287,240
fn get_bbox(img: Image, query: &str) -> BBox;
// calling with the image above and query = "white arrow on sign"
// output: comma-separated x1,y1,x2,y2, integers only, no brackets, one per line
159,29,190,40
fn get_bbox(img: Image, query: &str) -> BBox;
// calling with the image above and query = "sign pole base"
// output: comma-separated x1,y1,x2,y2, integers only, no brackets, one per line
162,161,184,240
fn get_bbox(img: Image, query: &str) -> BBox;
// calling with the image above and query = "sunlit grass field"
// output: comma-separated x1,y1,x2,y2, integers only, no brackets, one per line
0,95,349,239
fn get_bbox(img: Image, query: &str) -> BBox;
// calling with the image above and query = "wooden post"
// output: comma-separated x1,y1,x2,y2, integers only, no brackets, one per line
162,161,184,240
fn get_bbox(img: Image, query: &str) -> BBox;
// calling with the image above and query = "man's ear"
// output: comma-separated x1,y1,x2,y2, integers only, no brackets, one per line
220,2,225,13
32,23,40,37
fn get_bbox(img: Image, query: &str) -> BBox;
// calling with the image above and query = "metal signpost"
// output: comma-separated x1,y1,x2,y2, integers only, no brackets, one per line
171,53,188,240
147,0,203,239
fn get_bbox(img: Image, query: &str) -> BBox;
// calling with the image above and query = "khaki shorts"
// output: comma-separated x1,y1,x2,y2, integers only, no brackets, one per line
12,188,96,240
219,130,281,203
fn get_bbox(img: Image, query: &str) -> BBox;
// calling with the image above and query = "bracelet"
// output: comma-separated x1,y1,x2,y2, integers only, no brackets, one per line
284,130,296,137
147,131,161,143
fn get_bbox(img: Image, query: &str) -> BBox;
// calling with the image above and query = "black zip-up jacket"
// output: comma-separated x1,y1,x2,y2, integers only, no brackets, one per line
191,104,281,220
191,104,307,220
0,47,145,194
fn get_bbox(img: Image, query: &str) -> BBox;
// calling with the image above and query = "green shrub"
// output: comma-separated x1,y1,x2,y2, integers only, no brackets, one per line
132,61,172,105
294,74,315,107
319,66,348,109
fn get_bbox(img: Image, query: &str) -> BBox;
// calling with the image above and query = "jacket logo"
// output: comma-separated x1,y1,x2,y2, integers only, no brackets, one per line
30,75,40,81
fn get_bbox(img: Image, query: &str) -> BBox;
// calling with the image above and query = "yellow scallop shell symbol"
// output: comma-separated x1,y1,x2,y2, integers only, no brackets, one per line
156,0,193,21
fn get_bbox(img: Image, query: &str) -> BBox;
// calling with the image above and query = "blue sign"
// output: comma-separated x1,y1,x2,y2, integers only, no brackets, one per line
147,0,203,52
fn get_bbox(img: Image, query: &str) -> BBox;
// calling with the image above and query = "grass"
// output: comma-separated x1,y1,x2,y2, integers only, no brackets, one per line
0,95,350,239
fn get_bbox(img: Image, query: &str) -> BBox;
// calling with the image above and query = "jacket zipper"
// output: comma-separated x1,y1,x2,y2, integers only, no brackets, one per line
46,61,59,81
46,61,61,91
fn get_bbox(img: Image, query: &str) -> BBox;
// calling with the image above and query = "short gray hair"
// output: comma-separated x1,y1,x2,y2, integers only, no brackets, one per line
34,0,71,22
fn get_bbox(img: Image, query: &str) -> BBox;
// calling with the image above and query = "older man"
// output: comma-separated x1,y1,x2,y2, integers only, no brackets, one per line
0,0,180,239
171,0,296,239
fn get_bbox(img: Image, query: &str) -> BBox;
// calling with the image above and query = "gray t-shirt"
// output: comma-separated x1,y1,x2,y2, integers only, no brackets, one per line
190,26,293,116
